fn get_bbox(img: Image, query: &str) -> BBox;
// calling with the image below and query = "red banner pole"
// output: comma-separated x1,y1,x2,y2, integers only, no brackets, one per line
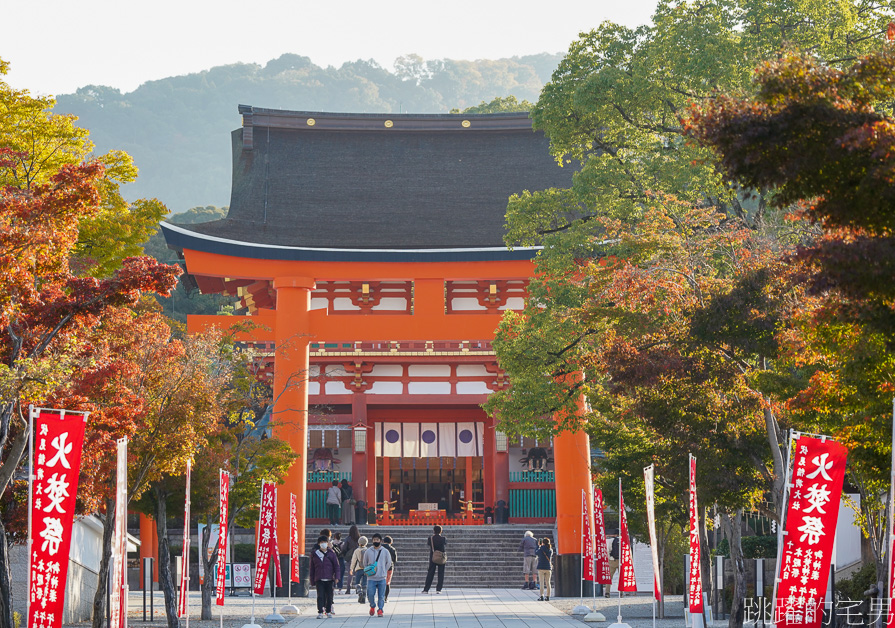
27,408,88,628
771,430,795,615
25,405,35,628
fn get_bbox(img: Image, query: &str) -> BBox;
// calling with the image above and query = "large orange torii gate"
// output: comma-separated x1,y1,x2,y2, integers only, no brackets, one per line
180,249,595,577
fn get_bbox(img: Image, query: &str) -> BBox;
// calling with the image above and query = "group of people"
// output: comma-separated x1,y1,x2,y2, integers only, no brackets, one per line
325,480,355,526
518,530,554,601
308,524,448,618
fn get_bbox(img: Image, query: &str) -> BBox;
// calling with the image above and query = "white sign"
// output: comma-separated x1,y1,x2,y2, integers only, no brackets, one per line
418,503,438,511
232,563,252,588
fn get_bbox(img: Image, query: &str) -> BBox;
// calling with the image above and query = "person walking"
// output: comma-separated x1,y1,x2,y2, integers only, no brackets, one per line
364,532,393,616
309,535,341,619
519,530,538,590
341,525,360,594
536,537,554,601
605,533,620,596
326,480,342,526
340,479,356,525
332,531,346,590
421,525,446,594
382,535,398,602
349,535,368,601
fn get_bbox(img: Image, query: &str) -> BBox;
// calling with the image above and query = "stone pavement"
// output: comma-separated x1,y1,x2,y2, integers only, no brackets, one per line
124,589,581,628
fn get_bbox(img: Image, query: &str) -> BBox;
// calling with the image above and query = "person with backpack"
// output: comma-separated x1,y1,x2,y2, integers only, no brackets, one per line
349,536,368,601
421,525,447,594
363,532,393,616
332,531,346,589
605,533,620,597
382,535,397,602
309,534,341,618
326,480,342,525
518,530,538,590
536,537,554,601
341,525,360,594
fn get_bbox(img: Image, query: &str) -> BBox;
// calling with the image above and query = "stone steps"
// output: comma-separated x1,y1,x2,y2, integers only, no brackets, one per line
308,524,555,588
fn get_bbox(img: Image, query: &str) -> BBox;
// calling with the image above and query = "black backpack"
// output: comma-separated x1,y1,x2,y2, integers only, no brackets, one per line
332,541,345,559
610,537,619,560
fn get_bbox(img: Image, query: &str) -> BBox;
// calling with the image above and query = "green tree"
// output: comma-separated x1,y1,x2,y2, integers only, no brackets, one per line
450,95,533,114
687,43,895,583
0,63,167,278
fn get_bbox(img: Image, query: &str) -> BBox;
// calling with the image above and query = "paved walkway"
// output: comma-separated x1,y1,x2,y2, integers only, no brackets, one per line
294,588,579,627
126,589,580,628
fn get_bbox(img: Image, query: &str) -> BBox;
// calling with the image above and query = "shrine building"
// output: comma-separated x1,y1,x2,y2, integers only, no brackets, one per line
159,106,595,566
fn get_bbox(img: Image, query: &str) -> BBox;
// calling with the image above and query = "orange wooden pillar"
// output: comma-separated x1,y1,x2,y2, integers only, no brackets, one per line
553,385,595,596
366,428,377,522
351,394,368,513
272,276,315,547
483,421,496,519
139,513,159,585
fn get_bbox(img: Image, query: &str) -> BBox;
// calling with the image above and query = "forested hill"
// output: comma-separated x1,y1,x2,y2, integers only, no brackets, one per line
54,53,560,213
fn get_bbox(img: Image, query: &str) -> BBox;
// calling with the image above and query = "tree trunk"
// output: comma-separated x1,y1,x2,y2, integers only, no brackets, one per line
656,523,668,619
763,404,787,518
722,511,747,628
0,517,14,628
154,487,179,628
91,499,115,628
200,515,219,620
700,511,714,605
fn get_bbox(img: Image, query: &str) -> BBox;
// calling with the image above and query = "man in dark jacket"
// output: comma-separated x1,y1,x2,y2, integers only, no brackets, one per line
310,535,341,618
382,536,397,601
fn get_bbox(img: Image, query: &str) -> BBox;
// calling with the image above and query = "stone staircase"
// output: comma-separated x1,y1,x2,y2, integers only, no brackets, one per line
306,524,555,589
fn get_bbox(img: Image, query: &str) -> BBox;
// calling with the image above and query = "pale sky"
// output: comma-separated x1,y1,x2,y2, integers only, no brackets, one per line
3,0,658,97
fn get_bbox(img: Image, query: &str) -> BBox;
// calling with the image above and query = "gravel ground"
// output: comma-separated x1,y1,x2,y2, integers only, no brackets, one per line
547,594,691,627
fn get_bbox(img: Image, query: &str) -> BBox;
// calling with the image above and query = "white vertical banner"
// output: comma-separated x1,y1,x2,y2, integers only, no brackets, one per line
110,438,128,628
178,459,192,618
888,399,895,628
643,463,662,602
381,423,402,457
439,423,457,457
419,423,439,457
457,422,480,456
403,423,420,458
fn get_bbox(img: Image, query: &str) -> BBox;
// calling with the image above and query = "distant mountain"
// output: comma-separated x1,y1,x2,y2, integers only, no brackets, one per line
55,53,561,213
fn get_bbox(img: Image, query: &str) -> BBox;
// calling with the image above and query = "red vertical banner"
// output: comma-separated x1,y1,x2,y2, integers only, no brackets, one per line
593,488,611,585
618,485,638,592
689,454,703,614
177,460,192,618
644,464,662,601
254,481,282,594
582,489,595,581
774,436,847,628
27,409,87,628
215,470,230,606
290,493,300,583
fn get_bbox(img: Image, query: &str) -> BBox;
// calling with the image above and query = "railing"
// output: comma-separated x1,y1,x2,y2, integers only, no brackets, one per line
509,489,556,519
306,489,328,519
307,471,352,483
509,470,555,483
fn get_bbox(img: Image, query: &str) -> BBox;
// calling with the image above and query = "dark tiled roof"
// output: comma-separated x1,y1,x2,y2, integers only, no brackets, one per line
172,107,574,252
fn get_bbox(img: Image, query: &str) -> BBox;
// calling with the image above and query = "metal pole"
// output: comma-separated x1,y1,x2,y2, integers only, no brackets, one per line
580,489,584,608
618,477,622,625
770,430,795,620
26,405,35,628
886,398,895,628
